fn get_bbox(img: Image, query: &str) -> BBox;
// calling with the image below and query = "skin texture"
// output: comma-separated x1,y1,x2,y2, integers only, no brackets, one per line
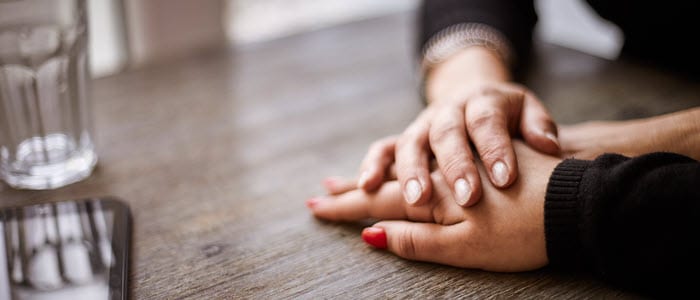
310,142,560,272
313,108,700,272
356,47,559,208
560,107,700,161
337,108,700,197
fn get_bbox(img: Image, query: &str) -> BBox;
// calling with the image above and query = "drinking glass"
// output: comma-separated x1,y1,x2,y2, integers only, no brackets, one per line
0,0,97,190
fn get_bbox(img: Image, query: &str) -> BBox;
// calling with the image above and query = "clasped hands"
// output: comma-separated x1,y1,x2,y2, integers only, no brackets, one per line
306,86,688,272
306,76,563,271
305,47,697,272
308,141,557,272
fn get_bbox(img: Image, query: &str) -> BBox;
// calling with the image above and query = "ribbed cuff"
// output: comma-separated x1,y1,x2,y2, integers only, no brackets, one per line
417,23,514,105
544,159,591,269
421,23,514,73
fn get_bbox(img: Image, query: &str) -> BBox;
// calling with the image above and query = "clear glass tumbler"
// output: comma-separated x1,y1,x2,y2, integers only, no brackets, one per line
0,0,97,190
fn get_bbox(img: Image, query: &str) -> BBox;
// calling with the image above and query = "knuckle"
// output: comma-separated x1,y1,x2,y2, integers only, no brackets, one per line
429,122,463,145
503,82,528,95
456,226,482,253
467,108,503,130
440,158,468,180
404,120,428,136
472,84,500,97
478,143,509,163
394,162,409,174
396,164,422,179
397,228,418,259
396,134,422,151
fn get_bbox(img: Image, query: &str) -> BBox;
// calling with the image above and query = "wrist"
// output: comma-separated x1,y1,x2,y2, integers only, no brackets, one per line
425,47,511,105
544,158,591,268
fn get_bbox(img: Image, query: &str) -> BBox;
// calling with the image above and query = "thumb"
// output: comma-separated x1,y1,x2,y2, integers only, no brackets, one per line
362,221,456,264
520,92,560,155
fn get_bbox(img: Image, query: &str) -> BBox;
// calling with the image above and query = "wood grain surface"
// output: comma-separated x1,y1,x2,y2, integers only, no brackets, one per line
2,12,699,299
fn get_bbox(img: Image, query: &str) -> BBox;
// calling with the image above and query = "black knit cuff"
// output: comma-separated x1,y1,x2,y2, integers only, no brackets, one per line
544,158,591,269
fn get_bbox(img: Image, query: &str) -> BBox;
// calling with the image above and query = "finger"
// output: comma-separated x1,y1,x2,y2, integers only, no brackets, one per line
428,105,482,207
519,91,559,155
396,118,433,206
387,164,397,180
324,166,397,195
358,136,398,192
322,176,358,195
556,123,597,158
555,125,582,158
364,221,470,266
307,181,433,222
465,93,518,188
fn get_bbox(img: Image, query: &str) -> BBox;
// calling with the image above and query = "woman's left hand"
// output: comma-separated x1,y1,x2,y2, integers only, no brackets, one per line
559,107,700,160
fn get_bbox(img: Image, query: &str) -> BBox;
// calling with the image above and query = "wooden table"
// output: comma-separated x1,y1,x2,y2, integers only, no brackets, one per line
2,12,699,299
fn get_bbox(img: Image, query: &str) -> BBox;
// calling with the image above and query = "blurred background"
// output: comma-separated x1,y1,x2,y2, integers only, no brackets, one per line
89,0,623,78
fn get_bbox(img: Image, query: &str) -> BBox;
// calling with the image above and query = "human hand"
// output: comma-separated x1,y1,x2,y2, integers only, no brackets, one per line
559,107,700,160
310,142,560,272
355,47,559,208
558,120,651,160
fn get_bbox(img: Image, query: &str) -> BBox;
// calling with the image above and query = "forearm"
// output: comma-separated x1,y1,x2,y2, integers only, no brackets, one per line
559,107,700,160
647,107,700,160
545,152,700,296
419,0,538,104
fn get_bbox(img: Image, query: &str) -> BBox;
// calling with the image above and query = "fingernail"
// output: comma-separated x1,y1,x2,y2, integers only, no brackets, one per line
322,177,337,190
362,227,387,249
492,161,509,187
404,179,422,204
454,178,472,206
306,197,324,209
357,169,371,188
544,131,559,147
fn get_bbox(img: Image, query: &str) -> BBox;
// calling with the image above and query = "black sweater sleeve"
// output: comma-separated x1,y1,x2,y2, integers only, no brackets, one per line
545,152,700,296
418,0,537,67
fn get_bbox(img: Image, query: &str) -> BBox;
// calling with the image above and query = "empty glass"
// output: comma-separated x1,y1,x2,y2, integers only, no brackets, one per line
0,0,97,189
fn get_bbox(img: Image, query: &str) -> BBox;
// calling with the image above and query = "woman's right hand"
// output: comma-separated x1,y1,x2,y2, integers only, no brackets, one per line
355,47,560,207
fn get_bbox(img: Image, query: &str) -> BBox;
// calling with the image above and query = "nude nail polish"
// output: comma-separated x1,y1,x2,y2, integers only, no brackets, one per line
454,178,472,206
404,179,422,204
544,131,559,147
492,161,509,187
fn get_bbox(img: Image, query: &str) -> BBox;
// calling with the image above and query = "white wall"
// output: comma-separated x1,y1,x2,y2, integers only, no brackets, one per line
87,0,625,78
225,0,419,44
225,0,623,58
535,0,623,59
122,0,226,67
88,0,128,77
